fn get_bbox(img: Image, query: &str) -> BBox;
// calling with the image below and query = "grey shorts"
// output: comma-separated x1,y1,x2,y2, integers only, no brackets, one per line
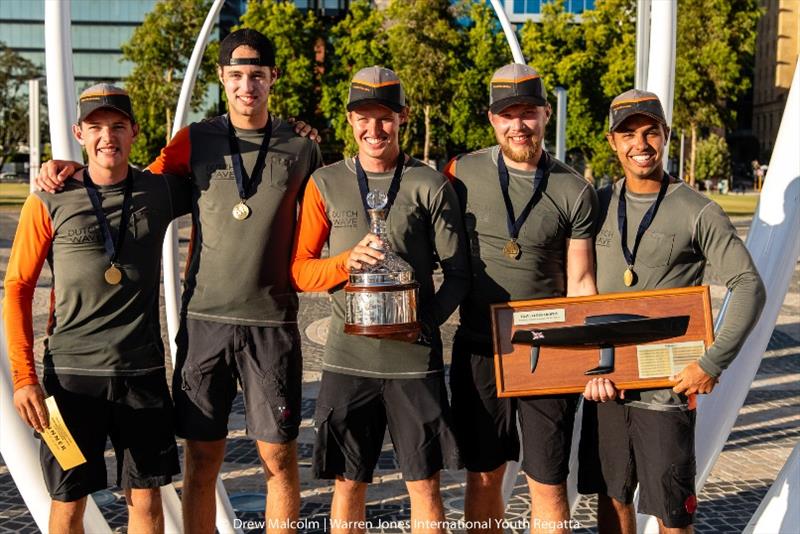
172,318,302,443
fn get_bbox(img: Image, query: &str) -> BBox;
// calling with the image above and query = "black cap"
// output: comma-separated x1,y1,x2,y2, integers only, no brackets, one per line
489,64,547,113
608,89,667,132
346,66,406,113
219,28,276,67
78,83,135,123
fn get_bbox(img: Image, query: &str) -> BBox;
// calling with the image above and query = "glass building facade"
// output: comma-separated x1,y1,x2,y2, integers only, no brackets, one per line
507,0,596,23
0,0,157,83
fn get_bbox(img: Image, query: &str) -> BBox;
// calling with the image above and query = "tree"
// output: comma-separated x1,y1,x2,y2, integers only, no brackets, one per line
673,0,761,186
448,1,511,152
520,0,635,181
386,0,460,162
121,0,218,166
0,43,43,171
695,133,731,184
239,0,321,122
320,0,390,155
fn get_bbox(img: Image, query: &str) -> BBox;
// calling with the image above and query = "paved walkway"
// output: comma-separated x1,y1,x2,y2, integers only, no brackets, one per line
0,212,797,533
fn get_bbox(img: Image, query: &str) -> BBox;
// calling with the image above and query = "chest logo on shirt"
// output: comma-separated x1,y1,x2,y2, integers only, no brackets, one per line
329,209,360,228
207,164,235,180
596,228,614,247
66,224,102,244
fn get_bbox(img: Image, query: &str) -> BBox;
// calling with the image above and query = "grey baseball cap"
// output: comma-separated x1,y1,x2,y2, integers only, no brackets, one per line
347,66,406,113
608,89,667,132
78,83,135,123
489,63,547,113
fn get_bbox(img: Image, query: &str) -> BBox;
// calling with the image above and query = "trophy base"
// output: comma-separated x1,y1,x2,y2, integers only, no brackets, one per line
344,322,421,342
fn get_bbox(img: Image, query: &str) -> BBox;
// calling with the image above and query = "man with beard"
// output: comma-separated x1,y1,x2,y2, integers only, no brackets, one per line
579,90,765,534
291,66,469,532
444,64,598,533
35,29,322,534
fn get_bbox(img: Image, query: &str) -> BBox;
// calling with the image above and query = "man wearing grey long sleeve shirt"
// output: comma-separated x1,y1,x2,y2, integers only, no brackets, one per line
578,90,766,533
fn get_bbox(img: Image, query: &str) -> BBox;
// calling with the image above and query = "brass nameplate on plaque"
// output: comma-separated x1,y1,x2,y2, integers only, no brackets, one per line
491,286,714,397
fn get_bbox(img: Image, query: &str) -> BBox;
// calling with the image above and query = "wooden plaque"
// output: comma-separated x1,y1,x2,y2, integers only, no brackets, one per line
491,286,714,397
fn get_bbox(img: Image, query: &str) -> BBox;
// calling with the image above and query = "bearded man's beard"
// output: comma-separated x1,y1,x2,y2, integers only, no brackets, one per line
500,135,541,163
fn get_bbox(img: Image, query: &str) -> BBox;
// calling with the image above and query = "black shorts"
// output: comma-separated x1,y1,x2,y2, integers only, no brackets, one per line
578,400,697,528
450,335,578,484
40,373,180,502
172,318,302,443
450,336,519,472
313,371,461,483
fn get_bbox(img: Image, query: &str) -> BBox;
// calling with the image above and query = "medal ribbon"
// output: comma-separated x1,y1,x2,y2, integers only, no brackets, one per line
83,167,134,266
354,151,405,218
227,114,273,202
498,150,549,241
617,173,670,269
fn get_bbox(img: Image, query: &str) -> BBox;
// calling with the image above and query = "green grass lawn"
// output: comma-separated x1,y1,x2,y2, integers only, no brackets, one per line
707,193,759,216
0,183,30,210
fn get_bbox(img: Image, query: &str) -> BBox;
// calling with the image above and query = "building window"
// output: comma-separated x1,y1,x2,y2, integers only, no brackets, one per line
512,0,594,15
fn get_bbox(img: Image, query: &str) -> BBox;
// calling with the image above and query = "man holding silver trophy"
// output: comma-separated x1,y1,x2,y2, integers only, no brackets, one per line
290,66,470,531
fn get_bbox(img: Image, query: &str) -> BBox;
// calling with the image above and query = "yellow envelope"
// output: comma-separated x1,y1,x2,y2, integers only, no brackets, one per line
40,396,86,470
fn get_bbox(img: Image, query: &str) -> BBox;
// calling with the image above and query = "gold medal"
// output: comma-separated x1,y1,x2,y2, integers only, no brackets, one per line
232,201,251,220
623,267,635,287
503,239,521,259
105,264,122,285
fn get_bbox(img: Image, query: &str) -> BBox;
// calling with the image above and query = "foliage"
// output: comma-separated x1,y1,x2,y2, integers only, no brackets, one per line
448,1,511,152
0,43,43,170
239,0,321,122
520,0,635,180
386,0,460,162
695,133,731,183
672,0,761,185
121,0,218,166
319,0,390,156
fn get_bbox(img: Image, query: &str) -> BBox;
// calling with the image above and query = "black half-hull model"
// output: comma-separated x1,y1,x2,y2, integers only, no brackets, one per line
511,314,691,375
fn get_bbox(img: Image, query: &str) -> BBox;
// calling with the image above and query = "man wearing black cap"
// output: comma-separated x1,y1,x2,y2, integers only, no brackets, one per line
291,66,469,531
578,89,765,533
36,29,323,533
5,84,190,533
443,63,598,532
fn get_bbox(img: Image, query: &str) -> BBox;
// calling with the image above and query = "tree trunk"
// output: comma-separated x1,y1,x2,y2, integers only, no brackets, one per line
688,123,698,188
423,104,431,164
165,69,174,143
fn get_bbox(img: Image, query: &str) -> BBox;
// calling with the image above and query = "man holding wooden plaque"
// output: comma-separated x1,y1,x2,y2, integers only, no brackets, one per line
577,90,766,532
444,64,598,532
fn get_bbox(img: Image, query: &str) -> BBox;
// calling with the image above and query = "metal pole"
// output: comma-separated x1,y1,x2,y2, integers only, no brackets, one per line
489,0,525,64
44,0,81,162
678,131,685,182
645,0,677,165
28,79,41,192
635,0,651,89
555,87,567,161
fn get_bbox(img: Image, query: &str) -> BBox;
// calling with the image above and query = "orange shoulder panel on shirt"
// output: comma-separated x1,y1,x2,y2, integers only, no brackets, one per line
442,157,458,183
290,178,350,292
146,125,192,176
3,195,54,390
